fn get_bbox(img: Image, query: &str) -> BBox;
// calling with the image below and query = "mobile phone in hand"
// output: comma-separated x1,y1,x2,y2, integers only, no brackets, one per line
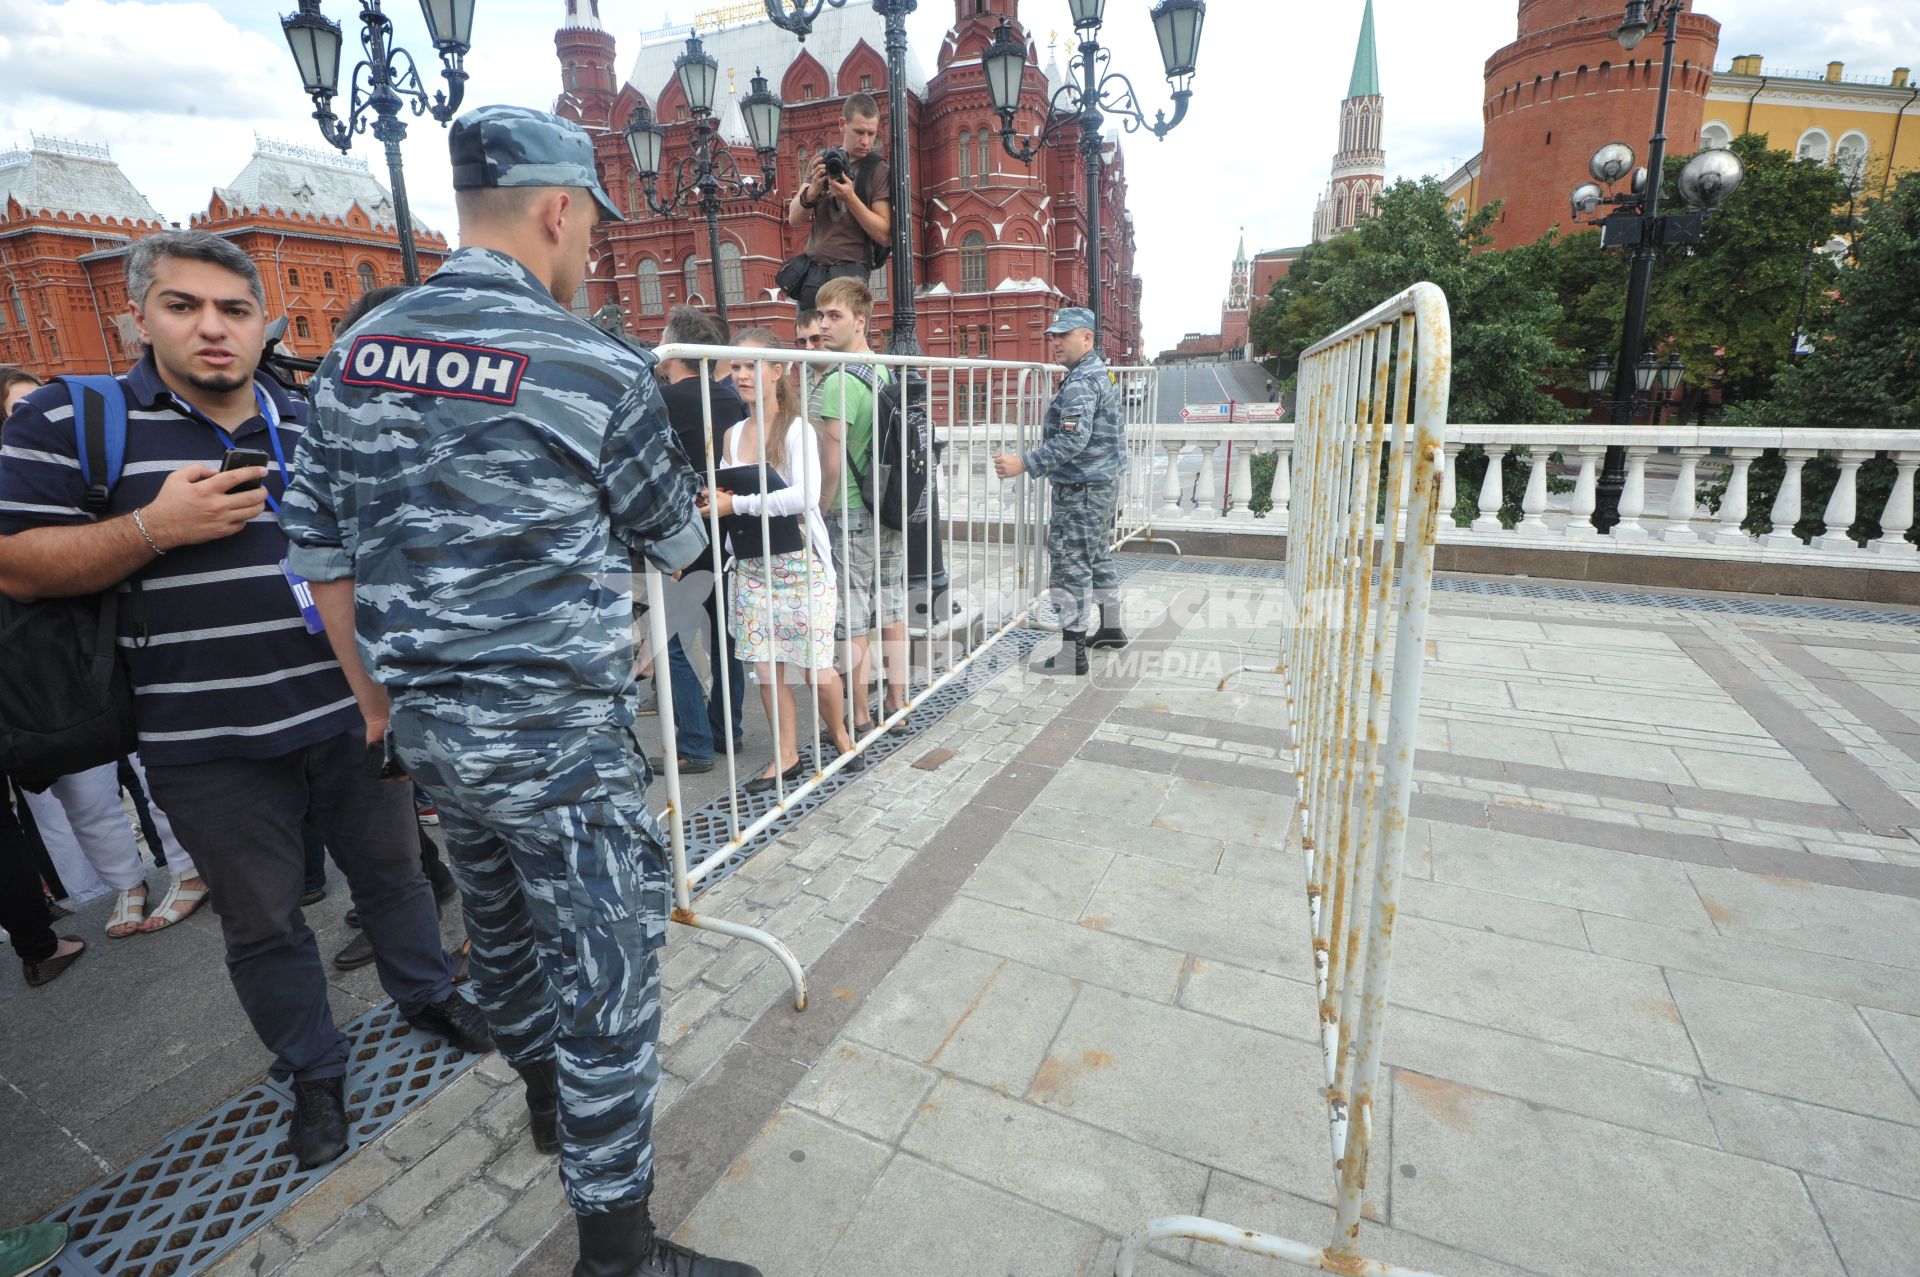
220,447,271,492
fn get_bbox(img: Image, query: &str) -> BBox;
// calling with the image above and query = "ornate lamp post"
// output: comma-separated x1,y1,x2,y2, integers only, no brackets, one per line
1568,0,1743,531
281,0,475,286
985,0,1205,355
764,0,921,355
625,36,782,326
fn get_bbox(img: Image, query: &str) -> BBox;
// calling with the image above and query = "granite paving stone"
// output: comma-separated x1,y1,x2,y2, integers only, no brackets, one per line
1079,854,1299,976
788,1041,939,1144
1702,1081,1920,1200
1801,1176,1920,1277
1426,824,1714,929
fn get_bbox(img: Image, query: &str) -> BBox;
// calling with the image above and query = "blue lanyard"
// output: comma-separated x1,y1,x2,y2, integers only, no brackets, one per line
186,384,289,514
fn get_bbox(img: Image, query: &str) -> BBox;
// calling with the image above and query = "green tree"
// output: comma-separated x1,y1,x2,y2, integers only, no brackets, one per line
1249,178,1569,426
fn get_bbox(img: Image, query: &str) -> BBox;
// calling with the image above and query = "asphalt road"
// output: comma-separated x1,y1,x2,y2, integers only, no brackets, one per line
1153,360,1276,422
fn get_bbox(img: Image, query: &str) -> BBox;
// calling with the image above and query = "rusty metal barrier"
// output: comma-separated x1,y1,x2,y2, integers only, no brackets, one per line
640,340,1066,1010
1117,283,1452,1277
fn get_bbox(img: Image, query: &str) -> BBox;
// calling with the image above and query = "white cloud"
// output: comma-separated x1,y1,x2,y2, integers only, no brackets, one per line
5,0,1913,354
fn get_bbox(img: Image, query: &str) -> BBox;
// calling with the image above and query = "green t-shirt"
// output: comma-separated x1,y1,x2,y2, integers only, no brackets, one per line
809,363,891,512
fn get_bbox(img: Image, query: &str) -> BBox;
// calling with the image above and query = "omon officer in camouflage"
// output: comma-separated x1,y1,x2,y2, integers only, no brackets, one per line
992,306,1130,676
281,105,759,1277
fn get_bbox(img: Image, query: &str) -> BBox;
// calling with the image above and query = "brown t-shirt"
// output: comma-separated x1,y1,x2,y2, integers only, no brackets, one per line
805,153,889,267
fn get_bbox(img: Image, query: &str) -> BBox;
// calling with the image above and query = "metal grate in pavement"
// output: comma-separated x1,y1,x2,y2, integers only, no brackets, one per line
36,621,1049,1276
43,1005,483,1277
1116,552,1920,627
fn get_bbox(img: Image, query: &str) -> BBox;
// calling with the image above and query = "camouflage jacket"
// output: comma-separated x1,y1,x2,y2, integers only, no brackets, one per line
1023,351,1128,484
282,247,707,730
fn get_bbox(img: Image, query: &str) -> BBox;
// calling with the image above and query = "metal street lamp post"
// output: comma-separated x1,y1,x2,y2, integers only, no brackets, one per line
1568,0,1743,531
624,36,782,326
281,0,475,286
764,0,921,356
985,0,1204,356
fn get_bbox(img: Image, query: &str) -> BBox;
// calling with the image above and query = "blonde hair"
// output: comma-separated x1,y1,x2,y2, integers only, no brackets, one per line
734,327,801,479
814,275,871,319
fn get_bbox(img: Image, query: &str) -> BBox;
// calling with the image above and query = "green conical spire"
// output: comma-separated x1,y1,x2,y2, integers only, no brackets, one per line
1347,0,1379,99
1235,228,1246,262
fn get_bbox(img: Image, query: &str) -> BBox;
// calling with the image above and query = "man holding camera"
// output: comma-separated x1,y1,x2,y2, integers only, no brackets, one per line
784,94,891,314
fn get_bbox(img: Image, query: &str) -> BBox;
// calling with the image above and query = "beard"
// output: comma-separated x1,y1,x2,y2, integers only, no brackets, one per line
184,368,252,395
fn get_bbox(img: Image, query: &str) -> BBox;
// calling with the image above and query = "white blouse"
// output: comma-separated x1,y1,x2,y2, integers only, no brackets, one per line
721,413,835,572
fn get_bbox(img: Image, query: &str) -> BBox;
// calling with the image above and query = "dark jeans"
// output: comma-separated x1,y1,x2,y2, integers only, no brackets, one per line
145,730,454,1082
0,773,58,965
305,803,452,895
705,573,746,749
664,636,714,763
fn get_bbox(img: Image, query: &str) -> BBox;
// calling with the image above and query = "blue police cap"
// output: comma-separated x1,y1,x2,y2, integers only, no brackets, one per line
449,105,624,222
1045,306,1096,335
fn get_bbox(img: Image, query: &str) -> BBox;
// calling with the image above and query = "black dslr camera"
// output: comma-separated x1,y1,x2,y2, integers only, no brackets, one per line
820,147,851,182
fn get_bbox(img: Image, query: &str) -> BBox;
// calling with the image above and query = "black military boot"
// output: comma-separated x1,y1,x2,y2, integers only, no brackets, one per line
1086,602,1130,650
573,1197,762,1277
515,1057,560,1155
1029,631,1089,676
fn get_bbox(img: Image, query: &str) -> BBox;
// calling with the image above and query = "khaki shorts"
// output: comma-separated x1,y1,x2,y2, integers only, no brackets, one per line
824,507,906,639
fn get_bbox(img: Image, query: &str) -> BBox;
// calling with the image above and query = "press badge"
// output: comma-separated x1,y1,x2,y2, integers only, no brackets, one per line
281,559,325,634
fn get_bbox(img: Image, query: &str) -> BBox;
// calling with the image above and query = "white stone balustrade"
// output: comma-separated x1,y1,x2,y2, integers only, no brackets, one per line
932,421,1920,574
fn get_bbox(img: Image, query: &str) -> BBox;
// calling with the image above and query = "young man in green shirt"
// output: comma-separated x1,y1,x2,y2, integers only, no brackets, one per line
809,277,908,735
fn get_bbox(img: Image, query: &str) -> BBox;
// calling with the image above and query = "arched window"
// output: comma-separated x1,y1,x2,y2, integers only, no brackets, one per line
683,254,702,302
1796,128,1831,164
976,130,989,185
960,232,988,292
1835,132,1870,185
9,287,25,327
1699,121,1731,151
329,316,340,335
295,316,311,339
796,146,810,189
322,270,334,291
870,266,888,301
1335,192,1349,226
357,262,378,293
718,242,744,305
287,267,301,288
958,130,972,184
637,258,663,314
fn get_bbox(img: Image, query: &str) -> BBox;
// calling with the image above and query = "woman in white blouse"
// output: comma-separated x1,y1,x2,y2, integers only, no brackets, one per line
699,329,859,792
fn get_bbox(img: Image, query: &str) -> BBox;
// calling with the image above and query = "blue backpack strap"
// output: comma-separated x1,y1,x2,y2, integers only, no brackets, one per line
59,376,128,517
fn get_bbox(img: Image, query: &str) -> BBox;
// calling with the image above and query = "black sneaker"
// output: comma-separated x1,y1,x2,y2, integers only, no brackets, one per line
406,993,493,1054
287,1075,348,1169
575,1199,762,1277
647,755,716,776
332,931,375,971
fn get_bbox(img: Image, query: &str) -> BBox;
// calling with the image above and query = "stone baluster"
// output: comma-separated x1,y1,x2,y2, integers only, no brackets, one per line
1612,445,1653,542
1226,438,1257,520
1159,440,1186,515
1270,441,1292,528
1517,447,1551,536
1471,445,1510,533
1816,449,1872,551
1191,441,1222,519
1438,444,1459,527
1712,448,1762,546
1564,445,1603,539
1661,446,1708,545
1875,452,1918,555
1762,449,1814,550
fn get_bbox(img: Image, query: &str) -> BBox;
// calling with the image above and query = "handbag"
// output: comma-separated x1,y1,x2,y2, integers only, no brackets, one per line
776,253,813,301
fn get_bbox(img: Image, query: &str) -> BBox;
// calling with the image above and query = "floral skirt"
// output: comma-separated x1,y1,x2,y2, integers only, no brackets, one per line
729,550,837,673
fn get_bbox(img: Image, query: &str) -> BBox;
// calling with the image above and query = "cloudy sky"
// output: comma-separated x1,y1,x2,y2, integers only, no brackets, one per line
3,0,1915,353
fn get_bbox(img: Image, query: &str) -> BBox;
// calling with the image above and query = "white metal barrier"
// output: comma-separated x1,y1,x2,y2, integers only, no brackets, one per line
1117,284,1452,1277
641,339,1133,1010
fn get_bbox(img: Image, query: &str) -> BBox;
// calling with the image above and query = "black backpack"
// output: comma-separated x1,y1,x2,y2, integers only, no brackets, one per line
840,364,931,531
854,154,892,272
0,377,138,791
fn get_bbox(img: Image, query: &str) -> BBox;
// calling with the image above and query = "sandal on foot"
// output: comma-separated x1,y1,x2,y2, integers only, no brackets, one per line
105,886,147,938
140,878,209,932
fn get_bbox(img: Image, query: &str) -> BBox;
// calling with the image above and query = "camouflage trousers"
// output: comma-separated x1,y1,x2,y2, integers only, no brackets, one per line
1045,479,1122,634
391,712,667,1214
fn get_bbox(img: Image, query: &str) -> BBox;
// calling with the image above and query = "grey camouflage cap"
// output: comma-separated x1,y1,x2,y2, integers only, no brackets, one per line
449,104,624,222
1045,306,1096,335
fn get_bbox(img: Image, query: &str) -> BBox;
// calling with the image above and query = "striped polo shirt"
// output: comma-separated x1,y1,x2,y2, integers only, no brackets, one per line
0,356,359,767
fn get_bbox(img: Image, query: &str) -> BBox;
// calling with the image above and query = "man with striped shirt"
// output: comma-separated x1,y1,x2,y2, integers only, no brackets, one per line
0,231,487,1169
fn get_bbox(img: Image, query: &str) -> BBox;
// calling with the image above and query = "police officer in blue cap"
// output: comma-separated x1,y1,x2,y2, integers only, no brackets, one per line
283,105,758,1277
993,306,1130,674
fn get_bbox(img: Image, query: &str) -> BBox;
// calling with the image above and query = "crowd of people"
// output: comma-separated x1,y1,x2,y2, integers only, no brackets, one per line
0,88,1127,1277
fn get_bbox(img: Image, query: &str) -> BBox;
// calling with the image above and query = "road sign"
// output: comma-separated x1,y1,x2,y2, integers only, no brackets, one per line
1242,402,1286,422
1180,402,1232,422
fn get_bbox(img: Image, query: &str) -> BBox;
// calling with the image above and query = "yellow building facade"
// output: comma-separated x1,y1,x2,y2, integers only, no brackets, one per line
1706,56,1918,197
